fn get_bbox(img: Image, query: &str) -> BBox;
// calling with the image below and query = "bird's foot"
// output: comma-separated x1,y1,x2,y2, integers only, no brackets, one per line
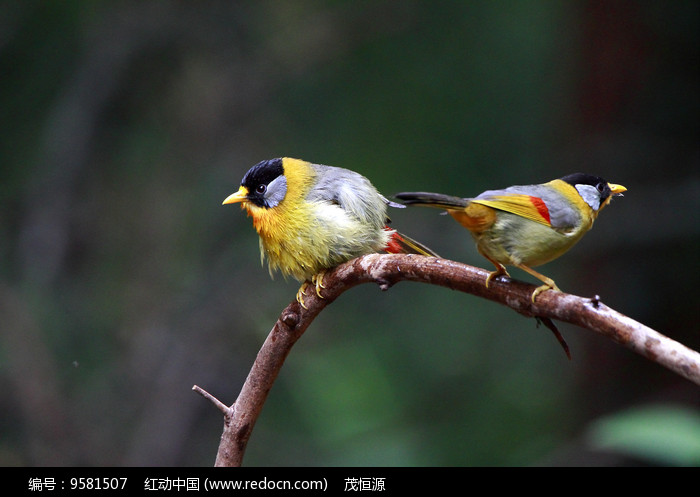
510,263,561,303
296,282,309,309
296,272,326,309
530,282,561,303
311,271,326,298
485,268,510,288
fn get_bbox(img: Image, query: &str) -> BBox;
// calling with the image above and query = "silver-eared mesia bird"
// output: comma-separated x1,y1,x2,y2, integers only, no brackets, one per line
396,173,626,301
223,157,438,307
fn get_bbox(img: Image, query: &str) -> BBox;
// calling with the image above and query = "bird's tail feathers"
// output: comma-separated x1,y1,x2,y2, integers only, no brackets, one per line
385,229,440,257
394,192,469,210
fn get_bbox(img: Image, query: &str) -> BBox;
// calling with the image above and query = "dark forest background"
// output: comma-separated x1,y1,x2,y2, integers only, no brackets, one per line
1,1,698,466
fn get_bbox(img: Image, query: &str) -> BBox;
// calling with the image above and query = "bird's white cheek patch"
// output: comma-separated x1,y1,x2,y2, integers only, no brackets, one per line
264,175,288,208
575,184,601,211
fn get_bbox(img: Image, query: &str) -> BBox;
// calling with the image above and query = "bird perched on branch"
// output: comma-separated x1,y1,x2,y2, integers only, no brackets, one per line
223,157,438,307
396,173,626,301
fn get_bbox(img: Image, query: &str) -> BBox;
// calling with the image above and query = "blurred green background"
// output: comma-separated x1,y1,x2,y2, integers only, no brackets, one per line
1,1,698,467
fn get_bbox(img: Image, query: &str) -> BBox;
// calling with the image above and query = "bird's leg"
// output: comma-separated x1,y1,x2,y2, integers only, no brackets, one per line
513,263,561,302
311,271,326,298
296,281,310,309
479,250,510,288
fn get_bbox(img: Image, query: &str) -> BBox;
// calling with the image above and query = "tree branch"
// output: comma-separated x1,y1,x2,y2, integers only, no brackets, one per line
196,253,700,467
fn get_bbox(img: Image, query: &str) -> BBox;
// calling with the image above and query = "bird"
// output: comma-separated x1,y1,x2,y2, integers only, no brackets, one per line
395,173,626,301
223,157,438,307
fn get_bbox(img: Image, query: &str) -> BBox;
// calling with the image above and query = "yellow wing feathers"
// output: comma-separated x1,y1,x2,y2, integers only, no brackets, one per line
472,194,552,227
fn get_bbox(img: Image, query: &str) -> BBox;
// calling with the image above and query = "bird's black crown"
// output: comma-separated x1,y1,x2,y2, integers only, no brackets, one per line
560,173,611,200
241,158,284,189
240,158,284,208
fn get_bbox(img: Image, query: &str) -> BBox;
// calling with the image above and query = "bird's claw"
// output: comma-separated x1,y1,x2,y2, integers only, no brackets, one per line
296,272,326,309
311,272,326,298
530,283,561,302
485,268,510,288
296,282,309,309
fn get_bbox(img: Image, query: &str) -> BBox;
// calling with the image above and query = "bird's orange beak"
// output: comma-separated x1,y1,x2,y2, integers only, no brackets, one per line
608,183,627,196
222,186,249,205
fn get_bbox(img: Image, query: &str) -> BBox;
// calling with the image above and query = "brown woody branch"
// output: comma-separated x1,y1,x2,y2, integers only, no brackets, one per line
193,253,700,467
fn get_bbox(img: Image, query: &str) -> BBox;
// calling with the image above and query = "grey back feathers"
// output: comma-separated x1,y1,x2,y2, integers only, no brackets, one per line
308,163,389,228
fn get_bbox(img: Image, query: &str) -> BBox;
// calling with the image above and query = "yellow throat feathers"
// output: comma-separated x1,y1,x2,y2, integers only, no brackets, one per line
244,157,317,247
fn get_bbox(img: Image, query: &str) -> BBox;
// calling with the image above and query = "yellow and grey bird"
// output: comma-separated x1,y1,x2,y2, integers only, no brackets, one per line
396,173,626,301
223,157,438,306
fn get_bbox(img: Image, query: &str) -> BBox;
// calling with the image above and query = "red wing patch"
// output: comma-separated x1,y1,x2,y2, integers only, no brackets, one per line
529,195,551,225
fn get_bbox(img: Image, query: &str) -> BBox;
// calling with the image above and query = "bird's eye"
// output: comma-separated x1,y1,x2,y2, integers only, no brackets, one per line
596,182,606,192
256,184,267,195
